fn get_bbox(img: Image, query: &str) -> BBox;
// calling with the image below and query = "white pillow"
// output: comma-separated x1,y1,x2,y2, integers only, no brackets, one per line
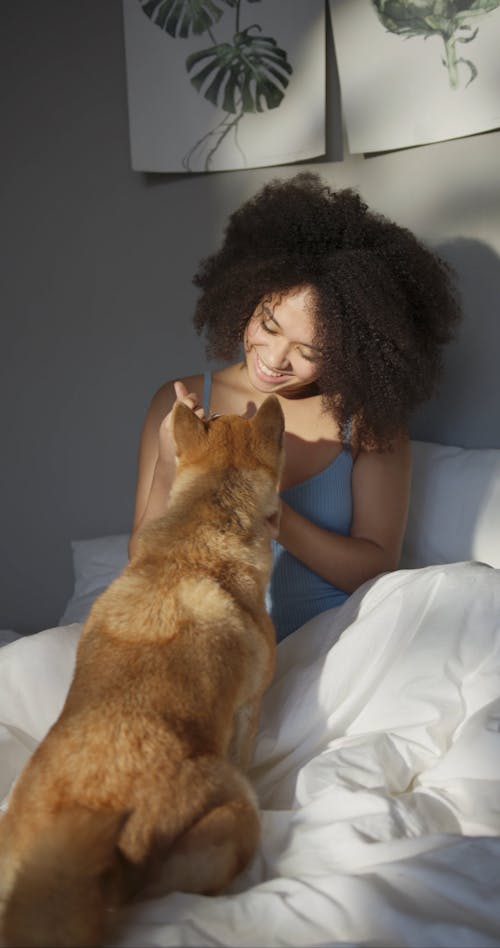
58,534,129,625
402,441,500,570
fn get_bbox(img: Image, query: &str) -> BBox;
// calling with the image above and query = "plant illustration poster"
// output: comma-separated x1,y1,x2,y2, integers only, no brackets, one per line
329,0,500,154
123,0,325,173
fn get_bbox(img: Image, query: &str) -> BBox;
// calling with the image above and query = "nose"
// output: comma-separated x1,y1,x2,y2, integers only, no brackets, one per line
266,338,292,369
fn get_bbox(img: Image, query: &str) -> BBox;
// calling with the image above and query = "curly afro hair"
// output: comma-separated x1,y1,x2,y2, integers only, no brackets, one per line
193,172,462,449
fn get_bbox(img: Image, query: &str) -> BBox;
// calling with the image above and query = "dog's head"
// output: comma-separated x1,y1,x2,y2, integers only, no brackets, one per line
172,395,284,477
171,397,285,534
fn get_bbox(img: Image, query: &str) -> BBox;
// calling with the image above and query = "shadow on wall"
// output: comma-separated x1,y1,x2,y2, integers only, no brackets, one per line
410,238,500,449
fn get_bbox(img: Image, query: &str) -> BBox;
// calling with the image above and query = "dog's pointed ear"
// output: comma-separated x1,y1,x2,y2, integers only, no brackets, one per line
172,402,207,457
252,396,285,466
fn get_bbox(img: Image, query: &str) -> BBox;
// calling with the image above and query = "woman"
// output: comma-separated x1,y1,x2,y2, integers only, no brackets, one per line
129,173,461,640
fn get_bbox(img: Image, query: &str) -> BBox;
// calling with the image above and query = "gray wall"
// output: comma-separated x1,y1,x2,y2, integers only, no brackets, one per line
1,1,499,634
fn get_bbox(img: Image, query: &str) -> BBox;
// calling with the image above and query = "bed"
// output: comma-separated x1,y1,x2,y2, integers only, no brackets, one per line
1,439,500,947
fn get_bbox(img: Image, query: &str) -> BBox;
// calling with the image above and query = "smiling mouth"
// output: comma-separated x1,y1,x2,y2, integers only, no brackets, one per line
254,352,291,381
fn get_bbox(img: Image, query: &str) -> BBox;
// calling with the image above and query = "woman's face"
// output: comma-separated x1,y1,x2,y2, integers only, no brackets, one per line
244,286,321,396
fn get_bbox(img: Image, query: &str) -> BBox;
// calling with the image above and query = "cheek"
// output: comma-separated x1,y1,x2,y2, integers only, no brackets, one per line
245,318,262,349
299,361,320,382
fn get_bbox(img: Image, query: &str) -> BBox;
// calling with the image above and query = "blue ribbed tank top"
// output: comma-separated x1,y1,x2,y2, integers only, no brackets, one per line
202,372,352,641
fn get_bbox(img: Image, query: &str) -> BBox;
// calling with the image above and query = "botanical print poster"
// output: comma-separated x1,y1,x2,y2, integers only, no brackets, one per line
329,0,500,153
123,0,325,173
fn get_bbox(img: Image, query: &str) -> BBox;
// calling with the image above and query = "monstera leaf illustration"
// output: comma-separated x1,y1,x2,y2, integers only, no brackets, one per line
136,0,293,170
139,0,227,38
372,0,500,87
186,27,292,112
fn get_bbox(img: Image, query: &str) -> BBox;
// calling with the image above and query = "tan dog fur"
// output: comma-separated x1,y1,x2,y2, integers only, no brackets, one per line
0,395,284,948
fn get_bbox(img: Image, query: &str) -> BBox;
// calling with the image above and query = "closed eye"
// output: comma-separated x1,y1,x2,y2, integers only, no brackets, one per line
261,319,278,335
298,349,318,363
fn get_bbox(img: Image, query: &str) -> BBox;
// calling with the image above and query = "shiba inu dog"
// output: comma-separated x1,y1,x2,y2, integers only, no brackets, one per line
0,395,284,948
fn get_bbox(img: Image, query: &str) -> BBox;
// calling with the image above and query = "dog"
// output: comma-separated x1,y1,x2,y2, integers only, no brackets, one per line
0,395,284,948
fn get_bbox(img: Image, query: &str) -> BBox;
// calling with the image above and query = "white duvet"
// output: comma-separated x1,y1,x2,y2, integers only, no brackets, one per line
1,561,500,947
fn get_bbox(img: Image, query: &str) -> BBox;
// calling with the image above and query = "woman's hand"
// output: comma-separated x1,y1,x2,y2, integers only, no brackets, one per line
158,380,206,464
171,380,206,422
129,377,206,557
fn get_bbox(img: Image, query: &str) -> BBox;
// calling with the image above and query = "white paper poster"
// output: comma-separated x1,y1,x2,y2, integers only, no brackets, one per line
329,0,500,154
123,0,325,173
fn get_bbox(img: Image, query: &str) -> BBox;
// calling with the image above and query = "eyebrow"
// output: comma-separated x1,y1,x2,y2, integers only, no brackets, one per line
262,304,323,352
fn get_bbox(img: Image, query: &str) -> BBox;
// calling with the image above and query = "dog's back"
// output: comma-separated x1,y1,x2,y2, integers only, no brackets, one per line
0,397,284,948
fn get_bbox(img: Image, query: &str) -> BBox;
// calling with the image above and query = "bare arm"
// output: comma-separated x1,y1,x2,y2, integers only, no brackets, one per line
277,438,412,594
128,376,205,557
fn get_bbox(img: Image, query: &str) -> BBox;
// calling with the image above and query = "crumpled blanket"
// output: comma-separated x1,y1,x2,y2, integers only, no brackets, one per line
1,561,500,947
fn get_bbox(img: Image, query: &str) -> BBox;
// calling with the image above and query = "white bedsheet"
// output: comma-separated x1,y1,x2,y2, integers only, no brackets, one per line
1,562,500,947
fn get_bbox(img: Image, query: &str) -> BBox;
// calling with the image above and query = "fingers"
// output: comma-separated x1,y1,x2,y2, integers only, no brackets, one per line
173,381,205,418
173,380,189,400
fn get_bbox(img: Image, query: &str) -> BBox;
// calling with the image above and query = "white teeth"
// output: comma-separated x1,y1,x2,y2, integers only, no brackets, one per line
261,363,281,377
257,354,285,378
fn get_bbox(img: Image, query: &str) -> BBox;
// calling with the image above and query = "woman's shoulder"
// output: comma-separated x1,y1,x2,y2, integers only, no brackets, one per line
352,430,412,478
349,415,411,461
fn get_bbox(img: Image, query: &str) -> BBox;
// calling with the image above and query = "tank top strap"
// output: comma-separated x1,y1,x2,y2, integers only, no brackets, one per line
202,371,212,415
